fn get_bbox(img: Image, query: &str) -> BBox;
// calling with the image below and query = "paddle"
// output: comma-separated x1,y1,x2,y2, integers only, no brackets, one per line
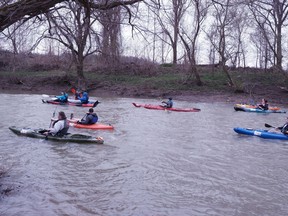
264,123,275,128
42,94,58,101
93,100,100,108
49,106,58,128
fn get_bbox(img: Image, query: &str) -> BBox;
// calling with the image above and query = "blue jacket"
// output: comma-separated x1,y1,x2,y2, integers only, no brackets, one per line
56,93,68,102
77,92,89,104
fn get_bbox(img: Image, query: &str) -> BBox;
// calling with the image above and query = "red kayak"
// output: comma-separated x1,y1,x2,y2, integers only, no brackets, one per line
132,103,201,112
42,99,99,107
68,118,114,130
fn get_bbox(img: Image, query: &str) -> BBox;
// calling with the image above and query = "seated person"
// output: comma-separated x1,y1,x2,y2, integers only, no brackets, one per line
277,117,288,134
161,97,173,108
77,91,89,104
55,92,68,102
257,98,268,110
269,117,288,134
78,108,98,125
43,111,69,136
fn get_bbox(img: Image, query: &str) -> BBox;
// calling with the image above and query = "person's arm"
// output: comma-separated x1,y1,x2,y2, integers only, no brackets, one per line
79,114,91,124
49,121,63,135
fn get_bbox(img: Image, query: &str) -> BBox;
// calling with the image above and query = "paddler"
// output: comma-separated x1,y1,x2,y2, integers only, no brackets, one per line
268,117,288,134
161,97,173,108
54,92,68,102
77,108,98,125
43,111,69,136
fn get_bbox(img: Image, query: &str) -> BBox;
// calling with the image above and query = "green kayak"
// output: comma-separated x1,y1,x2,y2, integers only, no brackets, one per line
9,126,104,144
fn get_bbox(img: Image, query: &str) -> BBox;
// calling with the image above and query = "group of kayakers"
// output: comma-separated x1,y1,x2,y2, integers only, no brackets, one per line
44,91,288,137
42,89,99,137
54,89,90,104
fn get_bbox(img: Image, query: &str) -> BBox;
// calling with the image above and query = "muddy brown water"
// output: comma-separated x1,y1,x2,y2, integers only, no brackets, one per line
1,94,288,216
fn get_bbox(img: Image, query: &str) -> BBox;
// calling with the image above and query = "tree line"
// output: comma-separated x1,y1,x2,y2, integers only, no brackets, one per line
0,0,288,89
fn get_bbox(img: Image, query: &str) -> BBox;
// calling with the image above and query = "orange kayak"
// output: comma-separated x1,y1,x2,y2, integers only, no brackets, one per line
68,118,114,130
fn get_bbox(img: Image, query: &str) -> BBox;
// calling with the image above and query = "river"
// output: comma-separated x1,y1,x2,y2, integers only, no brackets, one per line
1,94,288,216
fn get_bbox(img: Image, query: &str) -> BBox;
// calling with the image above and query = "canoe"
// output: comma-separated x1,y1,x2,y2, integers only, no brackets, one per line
42,99,99,107
234,127,288,140
234,104,286,113
68,118,114,130
132,103,201,112
9,126,104,144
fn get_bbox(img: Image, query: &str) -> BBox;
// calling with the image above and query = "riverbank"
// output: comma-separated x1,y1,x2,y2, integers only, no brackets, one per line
1,74,288,106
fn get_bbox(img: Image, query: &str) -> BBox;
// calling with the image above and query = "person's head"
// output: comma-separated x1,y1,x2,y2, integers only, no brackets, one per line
262,98,267,103
58,111,66,120
168,97,172,101
89,108,94,113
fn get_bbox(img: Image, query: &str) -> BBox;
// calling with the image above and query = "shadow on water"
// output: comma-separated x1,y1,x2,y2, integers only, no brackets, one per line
1,94,288,216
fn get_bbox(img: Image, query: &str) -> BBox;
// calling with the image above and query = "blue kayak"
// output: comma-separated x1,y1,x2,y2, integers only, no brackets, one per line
234,127,288,140
234,106,286,113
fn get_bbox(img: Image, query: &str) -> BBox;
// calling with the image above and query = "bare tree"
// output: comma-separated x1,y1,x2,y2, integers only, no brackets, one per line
247,0,288,72
1,19,45,72
99,7,122,65
0,0,143,32
229,4,250,68
205,0,239,86
250,25,272,71
149,0,189,64
179,0,210,86
45,1,99,89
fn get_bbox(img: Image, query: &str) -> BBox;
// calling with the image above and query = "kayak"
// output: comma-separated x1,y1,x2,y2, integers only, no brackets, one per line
42,99,99,107
132,103,201,112
234,104,286,113
68,118,114,130
234,127,288,140
9,126,104,144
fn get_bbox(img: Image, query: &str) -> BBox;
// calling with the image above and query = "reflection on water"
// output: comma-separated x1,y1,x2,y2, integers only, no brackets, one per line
1,94,288,216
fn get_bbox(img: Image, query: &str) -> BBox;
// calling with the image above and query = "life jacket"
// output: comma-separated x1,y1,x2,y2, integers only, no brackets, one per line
166,100,173,108
281,123,288,134
90,113,98,124
52,119,69,137
79,92,89,104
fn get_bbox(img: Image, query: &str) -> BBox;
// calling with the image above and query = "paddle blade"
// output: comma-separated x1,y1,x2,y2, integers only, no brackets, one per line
93,100,100,108
264,123,273,128
71,88,76,94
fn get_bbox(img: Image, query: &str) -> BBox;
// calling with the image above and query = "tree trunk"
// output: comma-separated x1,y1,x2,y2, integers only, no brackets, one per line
222,63,234,86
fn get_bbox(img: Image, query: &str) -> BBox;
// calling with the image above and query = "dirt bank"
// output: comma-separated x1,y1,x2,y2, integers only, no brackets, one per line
1,75,288,106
